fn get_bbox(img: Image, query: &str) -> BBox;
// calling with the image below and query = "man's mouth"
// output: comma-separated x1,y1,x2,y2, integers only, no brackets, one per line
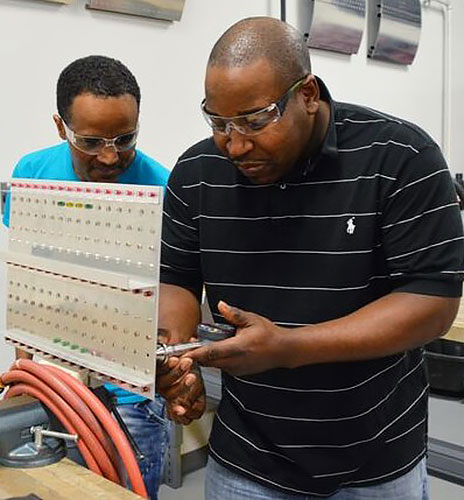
93,165,123,177
235,161,268,176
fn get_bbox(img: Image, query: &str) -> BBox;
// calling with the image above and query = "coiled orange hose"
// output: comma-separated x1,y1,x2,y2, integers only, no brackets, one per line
1,359,148,499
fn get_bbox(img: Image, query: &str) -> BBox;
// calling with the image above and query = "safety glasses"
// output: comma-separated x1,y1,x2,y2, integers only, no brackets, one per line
201,74,309,136
60,117,139,155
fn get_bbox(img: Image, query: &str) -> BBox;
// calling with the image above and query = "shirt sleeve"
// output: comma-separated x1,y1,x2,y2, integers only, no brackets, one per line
3,157,34,228
3,190,11,228
381,144,464,297
160,162,203,299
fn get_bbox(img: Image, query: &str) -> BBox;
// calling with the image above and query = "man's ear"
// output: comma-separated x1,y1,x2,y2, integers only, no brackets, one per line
53,113,67,141
300,75,320,115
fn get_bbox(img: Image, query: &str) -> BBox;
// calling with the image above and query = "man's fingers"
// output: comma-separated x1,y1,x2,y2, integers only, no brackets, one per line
156,357,174,376
190,396,206,415
184,372,197,387
156,355,182,376
172,404,186,416
167,405,193,425
175,398,205,423
159,368,204,406
156,356,193,390
161,374,197,401
166,392,206,424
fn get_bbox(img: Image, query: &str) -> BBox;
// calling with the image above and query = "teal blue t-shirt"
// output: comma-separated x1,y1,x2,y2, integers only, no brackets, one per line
3,142,170,404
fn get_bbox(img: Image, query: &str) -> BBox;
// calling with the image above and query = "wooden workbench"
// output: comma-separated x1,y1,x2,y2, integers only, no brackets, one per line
0,458,144,499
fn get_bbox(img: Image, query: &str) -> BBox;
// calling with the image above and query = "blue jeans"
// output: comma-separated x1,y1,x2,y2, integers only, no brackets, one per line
205,456,429,500
117,395,170,500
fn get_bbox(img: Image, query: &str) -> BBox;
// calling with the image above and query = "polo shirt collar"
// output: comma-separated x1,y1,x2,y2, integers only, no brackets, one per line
281,76,338,183
315,76,338,163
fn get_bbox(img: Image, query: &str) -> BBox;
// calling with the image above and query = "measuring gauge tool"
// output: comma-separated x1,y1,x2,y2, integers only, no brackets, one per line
196,322,236,341
156,323,236,364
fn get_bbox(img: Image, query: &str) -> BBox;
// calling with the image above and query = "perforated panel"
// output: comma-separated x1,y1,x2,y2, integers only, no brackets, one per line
3,180,163,398
9,180,161,278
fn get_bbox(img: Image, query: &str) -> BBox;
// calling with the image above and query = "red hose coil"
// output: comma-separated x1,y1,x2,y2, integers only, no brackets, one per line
1,360,148,499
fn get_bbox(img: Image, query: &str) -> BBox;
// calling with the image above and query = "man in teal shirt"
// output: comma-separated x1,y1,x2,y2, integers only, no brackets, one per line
3,55,170,500
3,143,168,225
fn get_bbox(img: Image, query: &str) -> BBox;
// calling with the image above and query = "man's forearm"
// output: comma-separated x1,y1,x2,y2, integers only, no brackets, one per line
283,292,460,368
158,283,201,344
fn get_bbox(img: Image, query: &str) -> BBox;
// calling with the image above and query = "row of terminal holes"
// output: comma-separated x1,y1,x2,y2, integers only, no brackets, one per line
11,235,157,253
7,305,154,362
9,297,153,329
8,281,153,316
12,197,157,214
9,281,154,313
12,213,156,232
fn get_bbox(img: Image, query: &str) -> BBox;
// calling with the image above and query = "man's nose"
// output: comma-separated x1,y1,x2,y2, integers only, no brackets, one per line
96,145,119,165
225,127,254,158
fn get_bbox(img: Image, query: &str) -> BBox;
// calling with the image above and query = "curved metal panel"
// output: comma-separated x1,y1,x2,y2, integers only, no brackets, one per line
86,0,185,21
367,0,422,65
297,0,366,55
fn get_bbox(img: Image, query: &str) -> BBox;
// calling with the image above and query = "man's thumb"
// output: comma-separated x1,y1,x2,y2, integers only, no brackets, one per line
218,300,249,327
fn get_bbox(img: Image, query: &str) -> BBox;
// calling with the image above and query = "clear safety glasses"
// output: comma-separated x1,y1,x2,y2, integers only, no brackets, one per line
60,118,139,155
201,74,309,136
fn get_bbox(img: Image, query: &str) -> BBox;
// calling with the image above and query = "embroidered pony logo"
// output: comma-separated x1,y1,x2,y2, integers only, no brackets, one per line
346,217,356,235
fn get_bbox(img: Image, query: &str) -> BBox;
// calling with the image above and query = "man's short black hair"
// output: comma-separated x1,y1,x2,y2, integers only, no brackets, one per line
57,55,141,124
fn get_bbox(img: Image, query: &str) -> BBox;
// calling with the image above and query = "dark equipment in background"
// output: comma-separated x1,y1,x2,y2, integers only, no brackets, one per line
424,176,464,396
425,339,464,395
425,175,464,488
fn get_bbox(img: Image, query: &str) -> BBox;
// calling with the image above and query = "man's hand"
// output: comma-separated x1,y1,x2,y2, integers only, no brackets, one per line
156,283,204,422
157,355,206,424
186,301,288,376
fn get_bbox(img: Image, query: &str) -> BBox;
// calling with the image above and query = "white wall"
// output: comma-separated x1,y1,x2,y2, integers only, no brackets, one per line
0,0,274,173
449,2,464,171
2,1,462,173
0,0,463,371
1,0,463,172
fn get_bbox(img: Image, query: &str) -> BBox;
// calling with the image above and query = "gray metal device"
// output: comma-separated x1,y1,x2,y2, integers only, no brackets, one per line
0,395,66,468
295,0,366,55
367,0,422,65
2,179,163,399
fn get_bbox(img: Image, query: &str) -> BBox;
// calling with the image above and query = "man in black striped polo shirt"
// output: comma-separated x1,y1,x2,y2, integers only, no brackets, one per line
157,17,464,499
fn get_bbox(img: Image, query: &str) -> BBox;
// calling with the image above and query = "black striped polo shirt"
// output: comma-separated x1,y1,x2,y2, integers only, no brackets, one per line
160,78,464,496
